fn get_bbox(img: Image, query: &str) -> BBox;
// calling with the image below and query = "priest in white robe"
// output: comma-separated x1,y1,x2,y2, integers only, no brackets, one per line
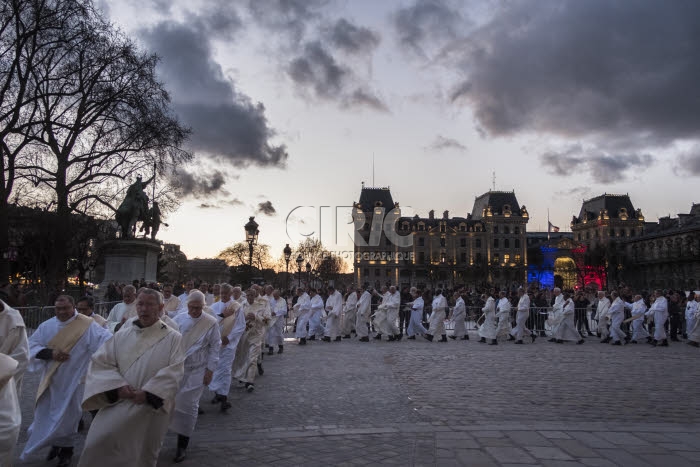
232,288,271,392
0,298,28,393
322,286,343,342
341,289,358,338
162,283,181,317
684,293,697,340
294,288,312,345
594,291,611,342
548,288,565,342
449,291,468,340
687,295,700,347
78,289,185,467
20,295,111,466
170,290,220,463
510,289,534,344
645,290,669,346
426,290,448,342
0,353,21,467
266,290,287,354
607,292,629,345
384,286,402,341
407,289,428,339
371,286,390,340
552,292,584,344
356,288,372,342
106,285,137,333
478,294,497,343
307,287,325,340
76,296,107,328
629,295,650,344
209,297,245,412
493,291,512,344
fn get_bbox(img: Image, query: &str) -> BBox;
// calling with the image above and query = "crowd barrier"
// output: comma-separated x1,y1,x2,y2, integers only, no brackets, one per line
15,301,121,331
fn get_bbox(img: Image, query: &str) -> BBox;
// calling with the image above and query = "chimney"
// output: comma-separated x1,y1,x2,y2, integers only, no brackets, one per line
443,210,449,219
428,210,435,219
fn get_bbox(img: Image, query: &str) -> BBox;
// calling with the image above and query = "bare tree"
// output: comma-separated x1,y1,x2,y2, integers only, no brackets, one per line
218,242,274,271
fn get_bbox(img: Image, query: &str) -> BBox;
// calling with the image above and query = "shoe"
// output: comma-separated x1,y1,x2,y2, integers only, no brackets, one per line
335,336,342,341
460,336,469,340
449,336,457,340
174,448,187,463
651,340,657,347
198,407,204,415
488,340,498,345
308,335,316,341
299,338,306,345
257,363,264,376
671,337,680,342
548,338,557,342
515,340,523,344
211,394,221,404
531,334,537,343
577,339,584,345
439,335,448,342
612,341,621,346
507,335,515,341
47,446,60,461
478,337,486,343
394,334,402,341
424,334,433,342
268,346,274,355
556,339,563,344
630,340,637,344
407,336,416,340
387,335,395,341
660,339,669,347
56,448,73,467
278,345,284,354
359,336,369,342
588,331,595,336
374,334,383,340
220,401,232,412
683,333,688,339
343,335,351,339
321,336,331,342
246,383,255,392
687,341,699,347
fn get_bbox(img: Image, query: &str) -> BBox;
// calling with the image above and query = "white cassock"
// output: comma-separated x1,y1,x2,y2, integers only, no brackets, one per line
266,298,288,347
106,301,136,333
384,291,401,337
78,319,185,467
596,297,611,338
355,291,372,338
685,299,698,338
688,304,700,344
0,299,29,394
0,354,21,467
510,294,531,341
629,300,649,342
495,297,512,339
323,291,343,339
169,312,220,437
205,293,215,306
428,294,447,337
478,297,497,340
342,292,358,336
407,297,428,337
209,302,246,397
549,294,565,335
307,294,325,338
645,296,668,341
607,298,628,343
85,311,107,328
232,298,271,384
21,312,111,460
294,293,311,339
553,299,581,341
373,292,389,335
451,297,467,338
163,295,181,317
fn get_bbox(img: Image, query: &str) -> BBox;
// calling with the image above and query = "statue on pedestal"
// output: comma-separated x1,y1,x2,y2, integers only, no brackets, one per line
116,174,153,239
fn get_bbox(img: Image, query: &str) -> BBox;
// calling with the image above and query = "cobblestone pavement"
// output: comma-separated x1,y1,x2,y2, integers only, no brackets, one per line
14,331,700,466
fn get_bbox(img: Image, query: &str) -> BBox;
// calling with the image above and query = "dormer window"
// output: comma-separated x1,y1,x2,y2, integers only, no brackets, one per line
401,221,410,231
418,222,425,231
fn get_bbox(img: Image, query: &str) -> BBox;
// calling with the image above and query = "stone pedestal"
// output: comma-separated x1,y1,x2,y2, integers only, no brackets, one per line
97,239,160,297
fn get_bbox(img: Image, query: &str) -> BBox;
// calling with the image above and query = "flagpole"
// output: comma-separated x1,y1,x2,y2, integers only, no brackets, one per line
547,208,550,242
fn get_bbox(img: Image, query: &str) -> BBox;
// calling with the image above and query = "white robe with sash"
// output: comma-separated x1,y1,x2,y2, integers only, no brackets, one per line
0,300,28,394
209,302,246,396
266,297,288,346
232,298,271,383
0,354,21,467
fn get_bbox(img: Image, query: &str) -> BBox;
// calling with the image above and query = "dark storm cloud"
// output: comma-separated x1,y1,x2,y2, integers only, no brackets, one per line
452,0,700,145
428,135,467,152
257,201,277,216
393,0,465,58
325,18,380,54
346,89,388,112
141,21,288,167
540,145,654,183
247,0,328,45
170,169,229,198
288,41,349,98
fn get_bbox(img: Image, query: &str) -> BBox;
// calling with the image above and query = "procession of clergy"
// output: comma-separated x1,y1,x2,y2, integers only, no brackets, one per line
3,282,700,467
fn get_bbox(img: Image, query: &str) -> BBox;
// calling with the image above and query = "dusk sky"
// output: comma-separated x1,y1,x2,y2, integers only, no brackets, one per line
103,0,700,261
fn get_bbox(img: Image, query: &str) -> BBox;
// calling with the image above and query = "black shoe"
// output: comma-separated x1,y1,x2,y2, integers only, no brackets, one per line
531,334,537,343
374,334,383,340
612,341,621,346
299,338,306,345
515,340,523,344
588,331,595,336
671,337,680,342
245,383,255,392
660,339,669,347
56,448,73,467
439,335,448,342
308,335,316,341
460,336,469,340
174,448,187,463
488,339,498,345
387,335,395,341
198,407,204,415
407,336,416,340
683,333,688,339
424,334,433,342
359,336,369,342
343,335,351,339
630,340,637,344
268,346,274,355
278,345,284,354
556,339,563,344
257,363,264,376
335,336,342,341
507,335,515,341
577,339,584,345
394,334,402,341
478,337,486,343
449,335,457,340
220,401,232,412
211,394,221,404
651,340,657,347
47,446,60,461
548,338,557,342
688,341,699,347
322,336,331,342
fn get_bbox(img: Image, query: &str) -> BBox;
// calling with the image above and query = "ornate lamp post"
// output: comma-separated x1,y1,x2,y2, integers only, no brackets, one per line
296,254,303,288
283,244,292,291
244,216,259,286
306,262,311,286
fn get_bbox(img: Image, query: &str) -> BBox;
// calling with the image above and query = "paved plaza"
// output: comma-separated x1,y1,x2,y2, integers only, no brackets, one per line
14,331,700,466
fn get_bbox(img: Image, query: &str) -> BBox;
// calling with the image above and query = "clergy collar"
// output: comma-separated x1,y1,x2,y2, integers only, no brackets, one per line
134,319,166,329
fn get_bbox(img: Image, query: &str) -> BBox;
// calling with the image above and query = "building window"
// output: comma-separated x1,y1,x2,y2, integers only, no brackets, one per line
631,229,636,237
493,238,499,248
418,252,425,264
364,268,369,277
586,232,590,240
440,236,446,247
418,223,425,231
460,252,467,263
440,223,446,233
492,254,500,264
503,254,510,263
402,222,409,230
493,226,498,234
515,226,520,234
386,269,391,277
459,223,466,232
385,237,391,246
504,226,510,234
418,237,425,247
476,238,482,248
514,239,520,249
514,254,521,263
460,238,467,247
476,252,482,263
504,239,510,248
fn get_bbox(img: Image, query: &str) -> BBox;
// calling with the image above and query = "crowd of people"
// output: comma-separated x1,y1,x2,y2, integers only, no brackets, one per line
1,279,699,467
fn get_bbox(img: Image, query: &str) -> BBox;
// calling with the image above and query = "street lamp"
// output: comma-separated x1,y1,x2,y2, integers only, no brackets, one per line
296,254,303,287
306,262,311,285
283,244,292,291
244,216,259,286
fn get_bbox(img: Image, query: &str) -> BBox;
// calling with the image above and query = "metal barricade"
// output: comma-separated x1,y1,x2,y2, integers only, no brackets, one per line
15,301,122,330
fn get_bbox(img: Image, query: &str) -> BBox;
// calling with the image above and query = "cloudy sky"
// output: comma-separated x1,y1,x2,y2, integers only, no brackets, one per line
103,0,700,261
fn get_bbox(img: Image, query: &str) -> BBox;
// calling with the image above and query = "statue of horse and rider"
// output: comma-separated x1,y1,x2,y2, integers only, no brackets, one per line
115,175,165,240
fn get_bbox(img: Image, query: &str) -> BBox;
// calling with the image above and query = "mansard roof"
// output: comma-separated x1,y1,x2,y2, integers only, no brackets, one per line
574,193,636,224
356,186,394,211
471,191,522,220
